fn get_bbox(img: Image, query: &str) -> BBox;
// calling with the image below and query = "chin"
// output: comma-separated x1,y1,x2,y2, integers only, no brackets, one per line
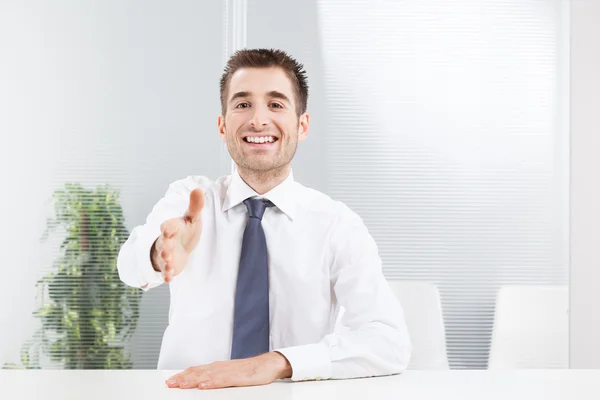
242,159,285,173
240,156,275,169
246,163,279,172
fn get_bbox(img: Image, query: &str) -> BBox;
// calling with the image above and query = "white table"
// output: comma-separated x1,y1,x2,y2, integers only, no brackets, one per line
1,369,599,399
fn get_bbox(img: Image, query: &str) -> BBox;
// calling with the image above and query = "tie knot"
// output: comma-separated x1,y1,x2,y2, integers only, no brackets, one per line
243,198,274,220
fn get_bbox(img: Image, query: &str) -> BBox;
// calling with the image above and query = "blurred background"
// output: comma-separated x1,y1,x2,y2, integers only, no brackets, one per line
1,0,597,371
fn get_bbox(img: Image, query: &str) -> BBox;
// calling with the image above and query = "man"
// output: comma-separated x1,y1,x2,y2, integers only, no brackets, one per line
117,48,411,390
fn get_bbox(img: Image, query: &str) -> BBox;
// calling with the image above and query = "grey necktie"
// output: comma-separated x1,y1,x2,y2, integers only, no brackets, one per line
230,198,274,359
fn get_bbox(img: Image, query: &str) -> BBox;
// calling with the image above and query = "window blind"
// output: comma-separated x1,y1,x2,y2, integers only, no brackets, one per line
317,0,569,369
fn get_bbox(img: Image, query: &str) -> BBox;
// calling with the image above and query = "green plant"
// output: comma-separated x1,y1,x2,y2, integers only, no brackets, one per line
4,183,141,369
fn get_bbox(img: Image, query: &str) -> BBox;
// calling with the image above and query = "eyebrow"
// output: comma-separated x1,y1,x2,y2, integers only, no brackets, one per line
230,91,251,103
229,90,292,105
266,91,292,104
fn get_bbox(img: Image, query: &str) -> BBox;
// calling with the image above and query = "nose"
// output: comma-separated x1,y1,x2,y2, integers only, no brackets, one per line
249,106,269,130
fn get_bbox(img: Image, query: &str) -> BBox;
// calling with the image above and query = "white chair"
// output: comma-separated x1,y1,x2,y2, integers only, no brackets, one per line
336,280,449,369
488,285,569,369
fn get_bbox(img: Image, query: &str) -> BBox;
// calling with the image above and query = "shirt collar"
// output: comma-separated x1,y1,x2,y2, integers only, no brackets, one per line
221,169,297,220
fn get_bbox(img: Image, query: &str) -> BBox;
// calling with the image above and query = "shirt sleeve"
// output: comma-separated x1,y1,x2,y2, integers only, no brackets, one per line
116,176,207,292
274,207,412,381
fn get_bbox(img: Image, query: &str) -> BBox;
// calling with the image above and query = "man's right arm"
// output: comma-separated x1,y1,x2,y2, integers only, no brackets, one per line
116,176,206,291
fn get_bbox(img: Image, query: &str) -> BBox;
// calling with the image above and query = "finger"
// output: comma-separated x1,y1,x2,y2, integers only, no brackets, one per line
161,252,172,282
166,369,189,384
156,242,172,281
162,247,178,282
163,261,173,283
196,367,231,390
184,189,204,223
166,372,186,388
160,238,174,259
161,220,179,239
198,378,225,390
181,370,210,389
160,246,177,271
167,368,206,389
158,238,172,270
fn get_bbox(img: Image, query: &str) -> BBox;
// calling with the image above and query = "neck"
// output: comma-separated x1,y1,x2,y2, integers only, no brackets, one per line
237,164,291,195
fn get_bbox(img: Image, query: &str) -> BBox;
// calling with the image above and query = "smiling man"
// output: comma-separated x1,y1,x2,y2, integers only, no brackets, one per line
117,48,412,390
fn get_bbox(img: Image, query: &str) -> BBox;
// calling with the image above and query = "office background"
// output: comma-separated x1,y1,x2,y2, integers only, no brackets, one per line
0,0,598,370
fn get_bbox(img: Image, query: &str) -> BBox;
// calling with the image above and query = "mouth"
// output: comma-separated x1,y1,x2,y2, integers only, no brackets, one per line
242,135,279,147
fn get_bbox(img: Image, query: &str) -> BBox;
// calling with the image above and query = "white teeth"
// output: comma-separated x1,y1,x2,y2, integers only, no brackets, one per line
245,136,276,143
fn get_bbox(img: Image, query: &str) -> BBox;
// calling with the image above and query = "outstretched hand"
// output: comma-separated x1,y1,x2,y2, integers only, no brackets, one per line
152,188,204,282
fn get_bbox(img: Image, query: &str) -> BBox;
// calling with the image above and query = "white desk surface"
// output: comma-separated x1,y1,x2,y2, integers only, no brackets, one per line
1,369,599,400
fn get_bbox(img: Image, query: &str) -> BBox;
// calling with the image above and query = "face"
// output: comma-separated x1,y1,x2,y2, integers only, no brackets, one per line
218,67,309,174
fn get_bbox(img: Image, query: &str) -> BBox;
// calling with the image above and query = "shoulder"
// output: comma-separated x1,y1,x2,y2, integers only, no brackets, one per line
296,184,379,267
294,182,364,227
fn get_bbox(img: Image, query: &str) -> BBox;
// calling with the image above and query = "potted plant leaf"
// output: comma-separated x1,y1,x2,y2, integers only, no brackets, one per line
3,183,141,369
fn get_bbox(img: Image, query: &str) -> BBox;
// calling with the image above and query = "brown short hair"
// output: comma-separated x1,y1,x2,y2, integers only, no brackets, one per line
219,48,309,116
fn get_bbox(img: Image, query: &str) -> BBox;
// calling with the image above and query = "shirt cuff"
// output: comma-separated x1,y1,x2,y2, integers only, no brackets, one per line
134,228,165,291
274,342,331,382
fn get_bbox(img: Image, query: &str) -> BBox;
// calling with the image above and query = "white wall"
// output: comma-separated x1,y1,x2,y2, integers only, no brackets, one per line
569,0,600,369
0,0,226,368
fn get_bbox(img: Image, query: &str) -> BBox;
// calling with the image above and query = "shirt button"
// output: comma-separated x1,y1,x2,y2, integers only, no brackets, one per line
315,377,321,381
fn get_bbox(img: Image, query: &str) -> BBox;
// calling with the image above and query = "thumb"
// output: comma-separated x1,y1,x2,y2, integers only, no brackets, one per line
184,188,204,223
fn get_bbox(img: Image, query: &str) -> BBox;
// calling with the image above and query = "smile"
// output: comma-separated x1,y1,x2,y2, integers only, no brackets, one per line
243,136,278,143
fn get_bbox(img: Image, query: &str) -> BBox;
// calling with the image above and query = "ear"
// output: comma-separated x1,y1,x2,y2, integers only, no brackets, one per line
298,112,310,142
218,115,227,143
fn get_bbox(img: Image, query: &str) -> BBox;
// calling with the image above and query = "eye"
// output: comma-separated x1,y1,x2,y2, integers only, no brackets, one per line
270,102,284,109
235,102,250,109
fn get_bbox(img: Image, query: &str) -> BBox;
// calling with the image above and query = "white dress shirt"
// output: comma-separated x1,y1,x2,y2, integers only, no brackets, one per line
117,170,412,381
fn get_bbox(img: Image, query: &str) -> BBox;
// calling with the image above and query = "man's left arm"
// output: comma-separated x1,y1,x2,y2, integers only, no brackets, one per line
273,210,412,381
